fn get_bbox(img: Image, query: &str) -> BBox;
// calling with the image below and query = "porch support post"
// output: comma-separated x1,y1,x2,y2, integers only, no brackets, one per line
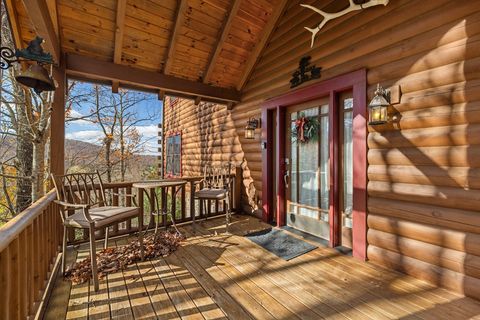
50,54,66,176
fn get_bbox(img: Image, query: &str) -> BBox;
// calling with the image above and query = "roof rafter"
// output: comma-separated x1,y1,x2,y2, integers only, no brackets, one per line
236,0,289,91
66,54,241,103
21,0,60,63
163,0,188,75
4,0,24,48
203,0,242,84
112,0,127,92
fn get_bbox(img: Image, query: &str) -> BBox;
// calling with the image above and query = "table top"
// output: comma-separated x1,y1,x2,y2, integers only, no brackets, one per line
132,179,187,189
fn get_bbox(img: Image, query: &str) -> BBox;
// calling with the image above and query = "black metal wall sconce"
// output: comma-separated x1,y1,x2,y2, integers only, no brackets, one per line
245,118,260,139
0,36,55,94
368,84,401,125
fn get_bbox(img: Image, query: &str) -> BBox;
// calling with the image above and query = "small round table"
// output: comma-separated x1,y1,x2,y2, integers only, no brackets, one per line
133,180,187,236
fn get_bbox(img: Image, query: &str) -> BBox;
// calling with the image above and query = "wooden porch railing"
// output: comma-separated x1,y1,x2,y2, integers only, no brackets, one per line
0,189,61,320
0,166,242,319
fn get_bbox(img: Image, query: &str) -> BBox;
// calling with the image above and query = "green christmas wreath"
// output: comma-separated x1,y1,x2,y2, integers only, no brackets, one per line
292,113,320,143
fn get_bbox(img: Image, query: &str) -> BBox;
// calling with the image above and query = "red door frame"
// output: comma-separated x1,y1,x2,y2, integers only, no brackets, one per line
261,69,367,260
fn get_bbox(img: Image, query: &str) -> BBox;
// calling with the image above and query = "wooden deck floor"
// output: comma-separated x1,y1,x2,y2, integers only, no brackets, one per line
44,215,480,320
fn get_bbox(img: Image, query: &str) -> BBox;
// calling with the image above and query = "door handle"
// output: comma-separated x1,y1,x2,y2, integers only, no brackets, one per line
284,171,290,189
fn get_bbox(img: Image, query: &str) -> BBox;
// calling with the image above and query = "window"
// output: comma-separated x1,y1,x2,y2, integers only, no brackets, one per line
165,133,181,177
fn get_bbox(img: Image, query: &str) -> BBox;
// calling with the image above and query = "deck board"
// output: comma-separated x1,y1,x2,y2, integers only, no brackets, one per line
44,215,480,320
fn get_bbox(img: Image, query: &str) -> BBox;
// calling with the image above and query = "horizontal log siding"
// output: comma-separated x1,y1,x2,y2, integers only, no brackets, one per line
164,0,480,298
163,97,259,214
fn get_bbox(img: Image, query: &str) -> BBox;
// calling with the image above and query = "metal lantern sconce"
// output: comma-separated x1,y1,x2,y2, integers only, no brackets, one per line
0,36,55,94
368,84,390,125
245,118,260,139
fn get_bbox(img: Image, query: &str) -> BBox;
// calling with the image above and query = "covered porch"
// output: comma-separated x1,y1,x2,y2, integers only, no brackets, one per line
44,215,480,320
2,0,480,319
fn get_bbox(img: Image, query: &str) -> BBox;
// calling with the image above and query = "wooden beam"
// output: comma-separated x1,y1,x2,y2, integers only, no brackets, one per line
194,96,202,105
236,0,288,90
203,0,242,83
113,0,126,64
4,0,24,48
50,54,66,175
158,90,165,101
21,0,60,63
112,81,119,93
163,0,188,74
112,0,127,91
66,54,241,102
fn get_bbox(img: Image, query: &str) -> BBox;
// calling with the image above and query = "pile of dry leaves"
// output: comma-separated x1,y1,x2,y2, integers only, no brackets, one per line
64,231,185,284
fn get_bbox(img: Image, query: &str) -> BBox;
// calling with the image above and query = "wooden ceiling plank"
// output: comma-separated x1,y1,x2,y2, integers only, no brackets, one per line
163,0,188,74
112,0,127,92
203,0,242,84
66,53,241,102
4,0,24,48
236,0,288,90
21,0,60,63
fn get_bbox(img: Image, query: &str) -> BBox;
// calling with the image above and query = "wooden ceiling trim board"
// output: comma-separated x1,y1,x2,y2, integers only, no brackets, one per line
21,0,60,63
163,0,188,74
236,0,288,90
112,0,126,92
203,0,242,84
4,0,24,48
66,53,241,102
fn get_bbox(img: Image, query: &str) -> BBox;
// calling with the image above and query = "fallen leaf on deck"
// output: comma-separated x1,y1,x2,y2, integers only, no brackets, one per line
64,231,185,285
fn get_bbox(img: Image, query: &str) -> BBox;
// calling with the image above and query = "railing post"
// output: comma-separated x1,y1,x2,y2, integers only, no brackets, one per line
234,165,242,212
138,188,144,231
190,181,195,220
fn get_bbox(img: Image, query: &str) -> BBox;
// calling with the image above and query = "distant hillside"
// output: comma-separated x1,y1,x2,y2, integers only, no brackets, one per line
1,137,158,181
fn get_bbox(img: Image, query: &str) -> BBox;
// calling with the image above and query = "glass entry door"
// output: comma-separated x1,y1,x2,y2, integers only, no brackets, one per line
285,98,330,240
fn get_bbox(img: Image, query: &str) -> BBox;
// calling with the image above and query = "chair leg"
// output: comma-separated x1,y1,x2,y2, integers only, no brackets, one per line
104,227,109,249
138,215,144,261
225,198,230,234
89,226,99,292
62,225,67,274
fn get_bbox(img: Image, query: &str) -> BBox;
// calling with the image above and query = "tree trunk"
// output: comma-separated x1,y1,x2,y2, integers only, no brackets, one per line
15,120,32,212
32,139,46,201
105,139,112,182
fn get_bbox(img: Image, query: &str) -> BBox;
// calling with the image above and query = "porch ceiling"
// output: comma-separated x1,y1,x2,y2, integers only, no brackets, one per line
6,0,288,102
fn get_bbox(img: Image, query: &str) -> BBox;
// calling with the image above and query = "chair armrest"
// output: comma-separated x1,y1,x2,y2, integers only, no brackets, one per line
54,200,94,223
54,200,90,209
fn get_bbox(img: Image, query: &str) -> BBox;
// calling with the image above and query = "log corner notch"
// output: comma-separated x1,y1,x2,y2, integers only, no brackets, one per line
66,54,242,103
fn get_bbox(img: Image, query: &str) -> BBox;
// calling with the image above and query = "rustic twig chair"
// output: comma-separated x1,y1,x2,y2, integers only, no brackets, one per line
51,171,143,291
193,163,233,232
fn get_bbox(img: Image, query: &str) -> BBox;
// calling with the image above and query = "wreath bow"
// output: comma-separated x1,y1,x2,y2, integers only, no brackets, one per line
295,117,307,142
292,113,319,144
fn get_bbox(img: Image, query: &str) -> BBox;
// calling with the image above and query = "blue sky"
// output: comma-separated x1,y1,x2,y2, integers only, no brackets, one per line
65,81,163,155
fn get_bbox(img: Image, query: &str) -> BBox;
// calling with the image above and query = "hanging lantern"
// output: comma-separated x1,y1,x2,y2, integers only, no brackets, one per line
368,84,390,125
245,118,260,139
15,63,55,94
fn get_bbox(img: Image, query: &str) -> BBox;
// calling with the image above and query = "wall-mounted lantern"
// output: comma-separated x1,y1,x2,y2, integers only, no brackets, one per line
0,36,55,94
245,118,260,139
368,84,390,125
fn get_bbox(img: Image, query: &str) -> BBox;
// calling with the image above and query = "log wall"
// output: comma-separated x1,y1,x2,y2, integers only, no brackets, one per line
163,0,480,299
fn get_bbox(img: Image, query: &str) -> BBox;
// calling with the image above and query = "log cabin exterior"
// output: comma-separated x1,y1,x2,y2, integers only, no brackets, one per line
162,0,480,299
2,0,480,318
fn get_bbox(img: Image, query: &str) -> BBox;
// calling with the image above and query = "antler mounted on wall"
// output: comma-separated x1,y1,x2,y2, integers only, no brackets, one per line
301,0,389,47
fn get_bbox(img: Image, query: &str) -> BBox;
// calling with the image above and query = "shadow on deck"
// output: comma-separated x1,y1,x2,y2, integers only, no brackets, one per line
44,215,480,319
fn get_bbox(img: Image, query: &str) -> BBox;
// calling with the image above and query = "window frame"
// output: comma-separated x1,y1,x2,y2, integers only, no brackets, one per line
165,131,182,177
